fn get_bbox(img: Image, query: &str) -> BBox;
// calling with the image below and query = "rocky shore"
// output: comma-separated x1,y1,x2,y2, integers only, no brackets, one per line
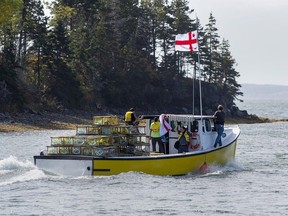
1,110,284,133
0,111,96,132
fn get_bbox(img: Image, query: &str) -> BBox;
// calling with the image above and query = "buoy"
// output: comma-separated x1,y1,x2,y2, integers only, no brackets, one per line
190,132,200,150
199,162,209,174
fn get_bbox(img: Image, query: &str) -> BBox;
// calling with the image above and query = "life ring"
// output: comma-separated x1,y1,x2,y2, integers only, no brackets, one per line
191,132,198,138
190,132,200,150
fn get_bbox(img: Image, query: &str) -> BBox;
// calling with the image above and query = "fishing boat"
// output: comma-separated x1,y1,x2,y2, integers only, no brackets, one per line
34,29,241,176
33,114,240,176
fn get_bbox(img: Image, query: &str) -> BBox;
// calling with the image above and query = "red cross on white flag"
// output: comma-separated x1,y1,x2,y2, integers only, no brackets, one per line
175,31,199,52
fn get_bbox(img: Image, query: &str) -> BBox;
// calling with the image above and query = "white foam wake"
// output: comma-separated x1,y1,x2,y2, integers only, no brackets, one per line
0,156,34,170
0,156,46,186
200,161,244,177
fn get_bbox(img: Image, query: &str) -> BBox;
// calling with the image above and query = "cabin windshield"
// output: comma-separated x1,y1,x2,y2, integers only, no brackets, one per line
191,120,199,132
203,119,212,132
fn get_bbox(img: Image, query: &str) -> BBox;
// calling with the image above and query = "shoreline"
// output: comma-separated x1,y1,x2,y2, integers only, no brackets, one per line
0,112,287,133
0,112,94,132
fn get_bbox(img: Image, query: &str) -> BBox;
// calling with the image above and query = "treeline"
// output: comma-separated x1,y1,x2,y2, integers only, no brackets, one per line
0,0,242,116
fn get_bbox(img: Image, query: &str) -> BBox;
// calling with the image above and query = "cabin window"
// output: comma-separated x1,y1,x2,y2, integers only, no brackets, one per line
204,119,212,132
170,120,176,132
191,120,198,132
173,121,190,132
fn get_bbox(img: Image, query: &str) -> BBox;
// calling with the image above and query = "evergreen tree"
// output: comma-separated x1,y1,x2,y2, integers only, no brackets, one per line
26,0,48,88
203,12,220,83
218,39,243,105
138,0,159,69
42,20,82,109
0,0,24,112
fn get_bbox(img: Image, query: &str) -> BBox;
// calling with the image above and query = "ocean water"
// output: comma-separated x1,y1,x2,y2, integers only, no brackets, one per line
1,97,288,215
236,98,288,120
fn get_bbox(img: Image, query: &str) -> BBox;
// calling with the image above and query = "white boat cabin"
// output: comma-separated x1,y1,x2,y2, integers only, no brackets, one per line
142,114,233,154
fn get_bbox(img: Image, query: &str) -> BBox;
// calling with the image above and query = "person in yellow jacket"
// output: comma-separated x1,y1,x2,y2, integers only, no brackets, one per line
150,117,164,153
177,125,190,153
124,108,136,125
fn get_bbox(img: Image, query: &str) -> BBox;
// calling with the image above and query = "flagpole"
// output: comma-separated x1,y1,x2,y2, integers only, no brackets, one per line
192,64,195,116
198,50,203,117
195,15,203,118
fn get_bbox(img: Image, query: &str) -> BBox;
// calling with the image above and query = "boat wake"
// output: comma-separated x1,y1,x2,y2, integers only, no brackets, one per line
0,156,244,183
199,161,244,177
175,161,244,179
0,156,46,186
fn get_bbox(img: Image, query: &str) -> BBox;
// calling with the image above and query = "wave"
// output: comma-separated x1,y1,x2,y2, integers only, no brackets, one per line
199,161,245,177
0,156,246,185
174,161,245,179
0,156,34,170
0,156,46,186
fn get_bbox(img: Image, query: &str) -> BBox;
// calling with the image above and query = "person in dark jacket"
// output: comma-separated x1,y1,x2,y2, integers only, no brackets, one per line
176,125,190,153
213,105,225,148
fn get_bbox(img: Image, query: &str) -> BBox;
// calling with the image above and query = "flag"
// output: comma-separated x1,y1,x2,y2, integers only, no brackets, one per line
159,114,172,136
175,31,199,52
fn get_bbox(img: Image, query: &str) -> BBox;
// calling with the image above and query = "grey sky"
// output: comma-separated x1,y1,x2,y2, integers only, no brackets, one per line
191,0,288,86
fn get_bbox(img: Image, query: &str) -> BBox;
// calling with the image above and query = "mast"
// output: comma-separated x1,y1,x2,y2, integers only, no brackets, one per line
196,15,203,118
192,63,195,116
197,47,203,117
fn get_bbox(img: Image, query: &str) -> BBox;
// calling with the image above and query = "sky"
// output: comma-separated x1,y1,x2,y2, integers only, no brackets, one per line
190,0,288,86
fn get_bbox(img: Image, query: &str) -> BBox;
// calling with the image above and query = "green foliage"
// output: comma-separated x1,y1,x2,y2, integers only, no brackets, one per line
0,0,243,116
0,0,22,26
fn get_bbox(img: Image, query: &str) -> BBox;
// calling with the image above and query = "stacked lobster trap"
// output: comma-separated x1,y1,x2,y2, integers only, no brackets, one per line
46,116,150,157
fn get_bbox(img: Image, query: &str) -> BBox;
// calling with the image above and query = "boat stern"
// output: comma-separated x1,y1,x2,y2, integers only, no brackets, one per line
34,155,93,176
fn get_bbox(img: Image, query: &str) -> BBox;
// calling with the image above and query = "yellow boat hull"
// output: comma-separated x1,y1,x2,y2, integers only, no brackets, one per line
34,139,237,176
92,140,237,176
